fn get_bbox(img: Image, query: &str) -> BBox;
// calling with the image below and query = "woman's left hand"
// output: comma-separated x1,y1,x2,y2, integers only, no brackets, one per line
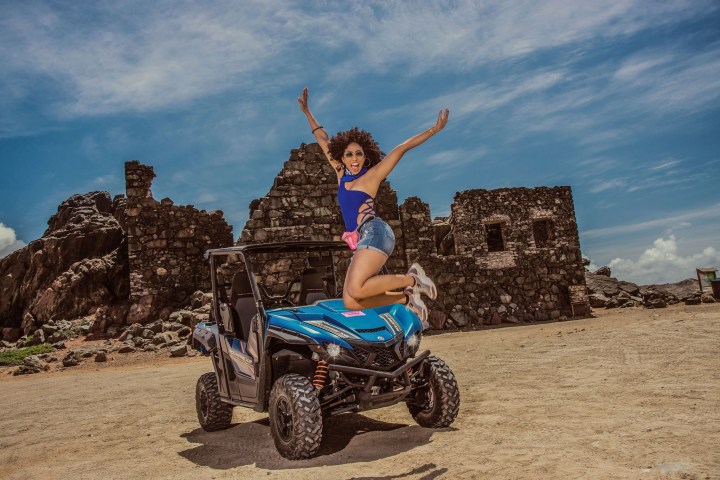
433,108,450,133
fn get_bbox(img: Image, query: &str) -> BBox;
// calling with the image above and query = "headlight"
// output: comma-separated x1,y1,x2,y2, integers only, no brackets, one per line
326,343,341,357
407,332,421,348
406,332,421,355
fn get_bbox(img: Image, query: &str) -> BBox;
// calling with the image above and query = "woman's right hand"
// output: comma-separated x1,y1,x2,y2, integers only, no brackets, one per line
297,87,309,112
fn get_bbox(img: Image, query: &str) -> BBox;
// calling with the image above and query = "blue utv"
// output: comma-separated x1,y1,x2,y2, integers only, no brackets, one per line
192,241,459,459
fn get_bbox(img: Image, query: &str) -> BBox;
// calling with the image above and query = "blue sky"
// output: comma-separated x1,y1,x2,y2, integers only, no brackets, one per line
1,0,719,285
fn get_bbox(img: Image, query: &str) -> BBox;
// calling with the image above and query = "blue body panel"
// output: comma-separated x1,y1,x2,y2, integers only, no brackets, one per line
267,299,422,347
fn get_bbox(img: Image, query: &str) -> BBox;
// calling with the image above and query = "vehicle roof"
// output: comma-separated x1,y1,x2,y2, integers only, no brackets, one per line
205,240,348,258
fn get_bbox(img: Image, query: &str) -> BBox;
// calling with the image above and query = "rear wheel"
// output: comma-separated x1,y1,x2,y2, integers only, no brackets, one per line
407,356,460,428
196,372,233,431
269,374,322,459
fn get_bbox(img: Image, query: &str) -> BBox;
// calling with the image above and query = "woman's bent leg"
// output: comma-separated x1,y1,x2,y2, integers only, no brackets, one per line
342,290,406,310
344,249,413,301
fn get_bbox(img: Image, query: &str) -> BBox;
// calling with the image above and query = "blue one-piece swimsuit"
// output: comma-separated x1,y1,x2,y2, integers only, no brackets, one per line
337,167,375,232
337,168,396,257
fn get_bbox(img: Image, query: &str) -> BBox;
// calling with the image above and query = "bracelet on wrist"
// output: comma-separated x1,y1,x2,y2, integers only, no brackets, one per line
312,125,324,134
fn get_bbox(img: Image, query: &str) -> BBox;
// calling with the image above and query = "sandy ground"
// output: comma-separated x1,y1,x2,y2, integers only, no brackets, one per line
1,303,719,480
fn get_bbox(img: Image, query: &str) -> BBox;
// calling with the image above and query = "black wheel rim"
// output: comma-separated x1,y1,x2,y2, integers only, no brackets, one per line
419,364,435,412
199,387,209,420
424,383,435,412
276,398,293,441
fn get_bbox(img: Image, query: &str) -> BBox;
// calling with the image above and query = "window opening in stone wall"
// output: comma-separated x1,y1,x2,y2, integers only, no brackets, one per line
532,219,553,248
434,220,456,255
486,223,505,252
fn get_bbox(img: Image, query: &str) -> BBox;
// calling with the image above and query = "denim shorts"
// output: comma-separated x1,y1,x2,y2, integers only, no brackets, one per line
356,218,395,257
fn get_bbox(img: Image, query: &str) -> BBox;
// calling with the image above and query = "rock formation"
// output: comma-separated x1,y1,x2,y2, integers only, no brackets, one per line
0,192,128,341
0,162,233,344
585,269,710,308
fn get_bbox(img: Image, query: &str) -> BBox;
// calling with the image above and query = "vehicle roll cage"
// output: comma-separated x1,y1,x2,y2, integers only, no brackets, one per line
205,241,349,335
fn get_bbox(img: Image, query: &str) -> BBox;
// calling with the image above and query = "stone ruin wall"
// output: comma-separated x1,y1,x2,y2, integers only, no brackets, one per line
401,189,587,329
241,143,587,328
123,161,233,323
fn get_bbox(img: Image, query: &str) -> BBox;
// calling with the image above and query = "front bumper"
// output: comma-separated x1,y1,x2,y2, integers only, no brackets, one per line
324,350,430,412
328,349,429,379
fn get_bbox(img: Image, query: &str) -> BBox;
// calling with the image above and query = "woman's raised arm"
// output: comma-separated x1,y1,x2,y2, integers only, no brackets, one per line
298,87,342,175
366,108,449,183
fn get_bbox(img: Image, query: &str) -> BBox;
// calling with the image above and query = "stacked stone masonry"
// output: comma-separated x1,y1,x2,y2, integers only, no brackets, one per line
123,161,233,323
413,187,587,328
242,144,588,328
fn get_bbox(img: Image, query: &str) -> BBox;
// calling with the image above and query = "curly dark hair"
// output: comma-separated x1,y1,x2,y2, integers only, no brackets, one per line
327,127,385,169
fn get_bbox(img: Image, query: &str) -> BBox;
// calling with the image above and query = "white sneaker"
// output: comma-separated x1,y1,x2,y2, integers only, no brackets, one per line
407,263,437,300
405,289,429,329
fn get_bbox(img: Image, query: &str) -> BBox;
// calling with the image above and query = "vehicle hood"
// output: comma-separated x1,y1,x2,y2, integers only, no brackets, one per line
267,299,421,344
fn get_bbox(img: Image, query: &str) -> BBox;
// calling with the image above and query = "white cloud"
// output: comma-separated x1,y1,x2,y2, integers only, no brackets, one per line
590,178,627,193
336,0,713,74
0,2,304,116
422,148,483,167
0,223,27,259
607,235,720,284
1,0,715,123
581,204,720,239
197,192,220,203
92,175,114,185
626,172,702,193
583,256,599,272
649,159,682,171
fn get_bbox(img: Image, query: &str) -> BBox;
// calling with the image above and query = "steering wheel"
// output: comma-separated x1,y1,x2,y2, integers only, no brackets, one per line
259,276,301,308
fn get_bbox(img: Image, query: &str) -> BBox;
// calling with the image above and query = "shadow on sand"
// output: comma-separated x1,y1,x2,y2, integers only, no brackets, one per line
179,413,452,470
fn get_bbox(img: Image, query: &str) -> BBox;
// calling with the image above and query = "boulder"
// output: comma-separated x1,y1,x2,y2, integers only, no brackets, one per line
683,293,701,305
169,345,188,357
588,293,609,308
593,266,611,277
1,328,21,342
190,291,212,309
62,352,80,367
14,355,48,375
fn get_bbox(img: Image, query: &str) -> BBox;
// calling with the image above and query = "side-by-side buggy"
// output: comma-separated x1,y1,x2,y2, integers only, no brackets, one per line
192,241,459,459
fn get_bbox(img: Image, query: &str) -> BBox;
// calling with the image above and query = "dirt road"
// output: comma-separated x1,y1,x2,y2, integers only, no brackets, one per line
2,303,719,479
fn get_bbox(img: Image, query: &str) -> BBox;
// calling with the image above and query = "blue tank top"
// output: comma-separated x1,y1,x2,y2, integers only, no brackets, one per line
338,168,376,232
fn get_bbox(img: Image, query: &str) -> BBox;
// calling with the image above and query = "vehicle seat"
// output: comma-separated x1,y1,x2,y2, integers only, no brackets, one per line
230,272,257,341
299,268,329,305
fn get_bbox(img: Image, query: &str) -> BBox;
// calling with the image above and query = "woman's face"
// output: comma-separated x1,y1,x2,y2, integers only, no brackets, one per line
342,142,365,175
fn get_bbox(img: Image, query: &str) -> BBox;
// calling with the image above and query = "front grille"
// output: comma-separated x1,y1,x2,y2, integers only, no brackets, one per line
350,341,402,369
356,326,387,333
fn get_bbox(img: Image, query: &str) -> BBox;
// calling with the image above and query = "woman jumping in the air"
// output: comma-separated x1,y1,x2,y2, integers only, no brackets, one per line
298,87,448,326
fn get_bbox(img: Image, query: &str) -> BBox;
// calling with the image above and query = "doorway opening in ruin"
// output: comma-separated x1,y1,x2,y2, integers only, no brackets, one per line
532,219,554,248
486,223,505,252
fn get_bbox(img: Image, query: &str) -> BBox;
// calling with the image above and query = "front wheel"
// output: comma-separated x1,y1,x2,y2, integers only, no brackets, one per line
407,356,460,428
196,372,234,431
269,374,323,459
